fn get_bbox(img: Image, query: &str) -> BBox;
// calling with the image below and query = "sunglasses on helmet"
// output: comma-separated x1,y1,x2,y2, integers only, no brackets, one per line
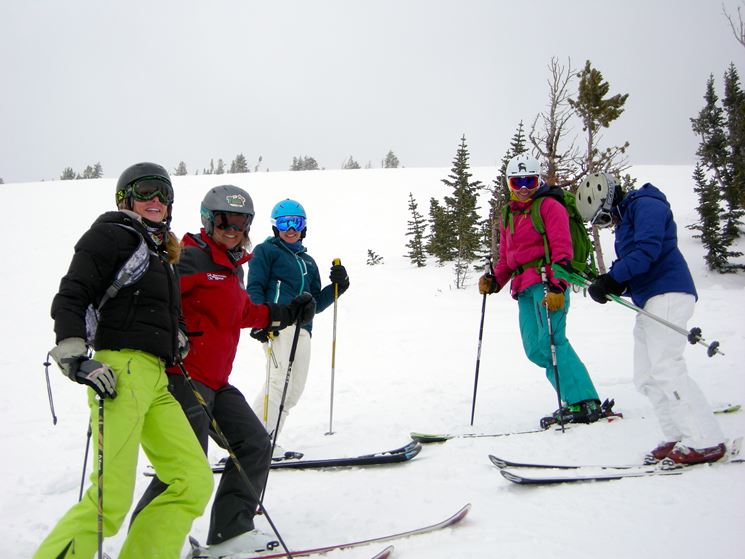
214,211,253,232
508,175,540,190
273,215,307,232
130,178,174,204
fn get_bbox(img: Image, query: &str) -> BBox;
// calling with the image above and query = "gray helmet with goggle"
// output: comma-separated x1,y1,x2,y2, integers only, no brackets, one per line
200,185,255,235
576,172,621,228
115,162,174,224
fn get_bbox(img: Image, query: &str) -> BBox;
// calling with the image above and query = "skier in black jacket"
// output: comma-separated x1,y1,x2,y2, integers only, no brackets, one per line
35,162,213,559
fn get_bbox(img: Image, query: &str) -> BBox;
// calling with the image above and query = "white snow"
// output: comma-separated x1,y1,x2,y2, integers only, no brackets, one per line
1,165,743,558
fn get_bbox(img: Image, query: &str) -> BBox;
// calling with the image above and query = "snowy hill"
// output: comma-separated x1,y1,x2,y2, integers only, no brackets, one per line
1,165,743,558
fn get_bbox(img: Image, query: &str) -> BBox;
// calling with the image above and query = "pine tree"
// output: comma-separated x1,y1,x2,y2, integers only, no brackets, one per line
425,198,453,263
383,150,400,168
92,162,103,178
342,156,361,169
215,159,225,175
230,154,248,173
404,192,427,267
174,161,188,176
568,59,630,273
81,165,95,179
688,163,731,271
722,64,745,236
60,167,76,180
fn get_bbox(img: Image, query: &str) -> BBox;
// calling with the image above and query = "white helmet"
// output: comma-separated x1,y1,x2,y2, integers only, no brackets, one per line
576,173,619,228
506,153,541,179
506,153,542,200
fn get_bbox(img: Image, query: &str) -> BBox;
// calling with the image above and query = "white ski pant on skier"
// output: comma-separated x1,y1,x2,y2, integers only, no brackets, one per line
633,292,724,449
253,324,312,444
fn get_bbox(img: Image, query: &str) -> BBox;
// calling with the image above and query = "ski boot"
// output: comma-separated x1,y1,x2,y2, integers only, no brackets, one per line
540,398,619,429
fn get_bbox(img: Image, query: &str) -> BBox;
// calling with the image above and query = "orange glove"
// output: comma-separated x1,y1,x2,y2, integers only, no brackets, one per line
478,274,500,295
542,289,565,312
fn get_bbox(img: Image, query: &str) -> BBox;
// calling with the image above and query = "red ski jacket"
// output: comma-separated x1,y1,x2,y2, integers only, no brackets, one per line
169,229,270,389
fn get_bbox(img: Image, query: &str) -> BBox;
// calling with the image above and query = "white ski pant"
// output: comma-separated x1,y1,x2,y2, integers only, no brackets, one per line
252,325,312,443
633,292,724,449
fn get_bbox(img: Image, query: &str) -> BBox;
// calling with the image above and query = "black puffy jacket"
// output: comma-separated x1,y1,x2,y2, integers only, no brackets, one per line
51,211,182,364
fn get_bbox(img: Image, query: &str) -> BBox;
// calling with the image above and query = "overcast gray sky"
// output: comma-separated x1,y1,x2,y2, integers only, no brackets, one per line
1,1,743,184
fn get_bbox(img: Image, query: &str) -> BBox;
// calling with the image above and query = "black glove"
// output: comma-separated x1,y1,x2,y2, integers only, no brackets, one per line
329,264,350,294
49,338,117,399
250,327,276,343
588,273,625,304
266,293,317,330
76,359,118,399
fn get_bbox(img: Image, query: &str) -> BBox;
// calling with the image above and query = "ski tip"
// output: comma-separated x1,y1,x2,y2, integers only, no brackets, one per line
371,544,395,559
488,454,508,469
715,404,742,414
410,432,450,443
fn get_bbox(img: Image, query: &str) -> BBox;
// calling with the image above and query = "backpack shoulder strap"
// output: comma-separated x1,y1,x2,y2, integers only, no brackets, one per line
98,224,152,309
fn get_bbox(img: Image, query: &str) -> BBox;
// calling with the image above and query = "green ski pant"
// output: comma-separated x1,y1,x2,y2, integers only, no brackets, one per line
517,283,598,405
33,349,213,559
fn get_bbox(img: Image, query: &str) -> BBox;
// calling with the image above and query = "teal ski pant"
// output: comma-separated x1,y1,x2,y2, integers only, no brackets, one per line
33,349,213,559
517,283,598,405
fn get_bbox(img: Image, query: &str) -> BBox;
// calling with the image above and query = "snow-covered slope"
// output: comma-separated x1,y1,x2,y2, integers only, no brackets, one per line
1,165,743,558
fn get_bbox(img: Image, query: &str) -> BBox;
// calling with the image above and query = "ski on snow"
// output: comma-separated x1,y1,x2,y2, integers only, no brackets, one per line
146,442,421,478
411,414,622,444
411,403,739,445
212,441,421,473
188,504,470,558
490,437,743,485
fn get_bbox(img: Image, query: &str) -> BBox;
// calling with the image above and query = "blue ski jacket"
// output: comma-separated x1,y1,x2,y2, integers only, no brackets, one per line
246,236,335,334
608,183,697,308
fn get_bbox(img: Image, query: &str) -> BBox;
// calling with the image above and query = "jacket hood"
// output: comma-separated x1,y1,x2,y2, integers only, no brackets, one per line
620,183,669,211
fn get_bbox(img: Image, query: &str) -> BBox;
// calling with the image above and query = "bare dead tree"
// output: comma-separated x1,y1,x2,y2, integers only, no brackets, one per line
530,57,582,188
723,2,745,48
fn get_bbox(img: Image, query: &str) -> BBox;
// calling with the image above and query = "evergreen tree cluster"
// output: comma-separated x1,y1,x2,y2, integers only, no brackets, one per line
59,162,103,180
689,65,745,272
291,156,320,171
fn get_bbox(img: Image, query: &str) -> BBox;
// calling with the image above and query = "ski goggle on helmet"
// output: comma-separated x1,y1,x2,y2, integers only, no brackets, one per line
273,215,307,232
128,177,174,205
214,212,253,232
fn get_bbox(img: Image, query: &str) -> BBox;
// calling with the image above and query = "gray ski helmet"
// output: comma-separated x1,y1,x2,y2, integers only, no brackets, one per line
115,162,174,224
200,185,255,235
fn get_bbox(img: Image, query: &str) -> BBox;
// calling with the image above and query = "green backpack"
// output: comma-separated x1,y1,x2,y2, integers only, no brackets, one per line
501,186,597,278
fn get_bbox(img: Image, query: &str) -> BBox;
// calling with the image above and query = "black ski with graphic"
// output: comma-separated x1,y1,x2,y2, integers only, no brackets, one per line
212,441,421,473
490,437,743,484
189,504,470,559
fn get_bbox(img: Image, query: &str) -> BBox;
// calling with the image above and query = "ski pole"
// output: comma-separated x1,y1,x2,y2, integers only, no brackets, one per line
43,354,58,425
260,316,304,504
263,333,278,427
541,265,565,433
176,361,293,559
470,257,491,426
270,320,302,460
326,257,341,435
96,397,104,559
552,264,724,357
80,424,92,502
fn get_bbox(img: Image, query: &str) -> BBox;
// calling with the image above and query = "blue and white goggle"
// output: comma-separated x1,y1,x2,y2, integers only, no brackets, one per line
273,215,307,232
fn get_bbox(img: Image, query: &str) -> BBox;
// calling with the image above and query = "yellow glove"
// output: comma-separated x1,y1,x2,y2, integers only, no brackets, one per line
542,290,565,312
